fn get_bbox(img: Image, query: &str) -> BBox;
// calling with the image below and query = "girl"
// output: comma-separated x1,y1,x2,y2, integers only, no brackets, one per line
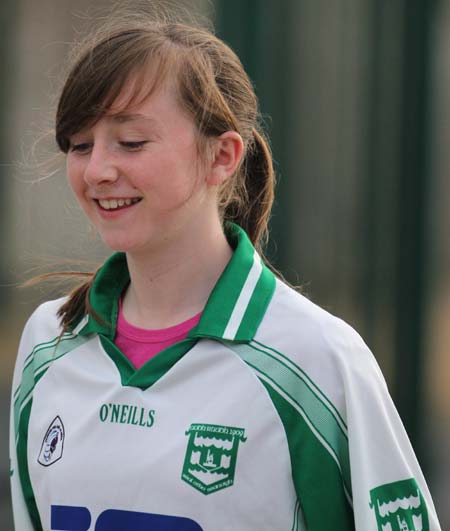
10,12,441,531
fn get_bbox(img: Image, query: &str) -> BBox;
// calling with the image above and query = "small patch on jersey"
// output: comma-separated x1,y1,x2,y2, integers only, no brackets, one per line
38,416,65,467
182,423,247,495
369,478,429,531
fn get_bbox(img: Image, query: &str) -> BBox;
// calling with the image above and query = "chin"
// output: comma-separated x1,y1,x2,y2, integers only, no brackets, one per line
99,236,137,253
98,228,168,255
96,227,139,251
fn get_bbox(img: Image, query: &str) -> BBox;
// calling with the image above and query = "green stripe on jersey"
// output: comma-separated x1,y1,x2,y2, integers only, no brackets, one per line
227,342,351,496
251,340,348,434
193,224,275,340
234,263,276,341
17,400,42,530
13,334,84,440
221,249,263,339
195,250,254,338
292,500,306,531
263,384,354,530
14,334,89,531
225,341,354,529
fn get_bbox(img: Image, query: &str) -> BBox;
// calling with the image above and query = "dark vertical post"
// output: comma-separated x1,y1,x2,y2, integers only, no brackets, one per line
215,0,294,272
394,0,434,458
365,0,434,460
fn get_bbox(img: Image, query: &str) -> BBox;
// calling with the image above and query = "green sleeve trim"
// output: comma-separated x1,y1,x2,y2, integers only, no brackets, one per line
13,334,85,443
227,342,351,496
13,332,74,404
263,383,355,531
252,339,347,431
292,500,307,531
17,399,43,530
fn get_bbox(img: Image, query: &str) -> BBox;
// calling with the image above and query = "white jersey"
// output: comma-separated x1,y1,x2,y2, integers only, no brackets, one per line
10,224,441,530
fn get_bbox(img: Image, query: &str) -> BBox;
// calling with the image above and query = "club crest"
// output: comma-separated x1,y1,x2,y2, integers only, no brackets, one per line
38,416,65,467
369,478,429,531
182,423,247,495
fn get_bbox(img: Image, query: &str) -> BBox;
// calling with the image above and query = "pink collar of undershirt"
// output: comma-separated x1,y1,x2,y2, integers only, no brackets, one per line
117,297,202,343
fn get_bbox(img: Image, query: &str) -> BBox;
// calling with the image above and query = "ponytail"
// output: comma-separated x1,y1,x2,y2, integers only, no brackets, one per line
224,128,275,253
23,268,104,334
56,276,94,333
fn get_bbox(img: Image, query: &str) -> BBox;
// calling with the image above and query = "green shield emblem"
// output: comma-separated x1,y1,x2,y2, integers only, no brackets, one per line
182,423,247,495
369,478,429,531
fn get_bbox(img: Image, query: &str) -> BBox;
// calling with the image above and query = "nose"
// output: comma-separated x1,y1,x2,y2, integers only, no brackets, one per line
83,143,119,185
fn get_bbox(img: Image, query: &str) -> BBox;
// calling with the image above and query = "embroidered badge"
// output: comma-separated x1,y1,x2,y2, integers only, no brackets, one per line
182,423,247,495
38,416,65,467
369,478,429,531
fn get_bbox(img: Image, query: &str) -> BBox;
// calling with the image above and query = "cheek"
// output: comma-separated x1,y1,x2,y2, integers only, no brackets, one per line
66,160,86,201
135,156,202,208
157,170,203,211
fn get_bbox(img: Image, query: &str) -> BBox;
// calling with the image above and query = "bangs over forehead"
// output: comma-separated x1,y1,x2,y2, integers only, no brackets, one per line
56,29,179,152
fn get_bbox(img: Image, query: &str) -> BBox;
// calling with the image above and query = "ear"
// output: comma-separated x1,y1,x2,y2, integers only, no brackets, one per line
207,131,244,186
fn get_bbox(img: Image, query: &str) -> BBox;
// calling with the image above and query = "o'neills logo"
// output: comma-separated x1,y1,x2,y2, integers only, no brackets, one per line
182,423,247,495
99,403,155,428
38,416,65,467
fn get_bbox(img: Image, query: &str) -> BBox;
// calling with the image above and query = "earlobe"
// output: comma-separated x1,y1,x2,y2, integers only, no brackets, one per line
208,131,244,186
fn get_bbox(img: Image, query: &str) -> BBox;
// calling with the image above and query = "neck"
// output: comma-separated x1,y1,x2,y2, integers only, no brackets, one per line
121,218,232,329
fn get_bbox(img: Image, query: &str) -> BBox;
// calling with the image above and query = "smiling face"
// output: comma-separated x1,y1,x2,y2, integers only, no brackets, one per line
66,78,219,255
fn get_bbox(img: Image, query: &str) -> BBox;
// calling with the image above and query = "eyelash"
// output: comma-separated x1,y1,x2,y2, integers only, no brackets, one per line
69,141,148,153
120,141,148,151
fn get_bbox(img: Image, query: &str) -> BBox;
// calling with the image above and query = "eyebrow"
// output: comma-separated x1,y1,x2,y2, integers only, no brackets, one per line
109,113,158,125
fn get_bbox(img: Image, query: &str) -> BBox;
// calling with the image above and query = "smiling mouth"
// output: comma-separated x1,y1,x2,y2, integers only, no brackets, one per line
96,198,142,211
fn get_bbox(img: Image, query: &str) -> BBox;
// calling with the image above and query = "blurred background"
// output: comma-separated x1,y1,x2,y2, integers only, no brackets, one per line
0,0,449,528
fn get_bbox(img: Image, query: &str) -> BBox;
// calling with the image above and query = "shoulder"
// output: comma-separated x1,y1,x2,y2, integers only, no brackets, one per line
11,296,69,392
257,278,371,358
18,297,68,355
254,278,386,411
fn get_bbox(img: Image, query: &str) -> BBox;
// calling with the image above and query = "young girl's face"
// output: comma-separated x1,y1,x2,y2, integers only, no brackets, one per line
66,77,216,254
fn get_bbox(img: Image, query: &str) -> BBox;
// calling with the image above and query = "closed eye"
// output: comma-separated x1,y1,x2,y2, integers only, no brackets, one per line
68,140,149,154
120,141,149,151
70,142,92,153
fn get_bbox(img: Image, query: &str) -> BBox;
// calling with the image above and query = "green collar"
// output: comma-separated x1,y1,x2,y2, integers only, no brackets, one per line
76,224,275,343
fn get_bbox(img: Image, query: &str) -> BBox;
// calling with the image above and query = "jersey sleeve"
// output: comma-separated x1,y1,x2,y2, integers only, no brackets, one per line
10,316,38,531
340,332,442,530
250,285,442,530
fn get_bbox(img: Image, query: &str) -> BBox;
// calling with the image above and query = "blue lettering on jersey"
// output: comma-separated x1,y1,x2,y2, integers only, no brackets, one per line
96,509,203,530
51,505,204,530
51,505,91,530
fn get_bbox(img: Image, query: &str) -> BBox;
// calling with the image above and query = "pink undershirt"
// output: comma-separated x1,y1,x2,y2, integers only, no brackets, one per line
115,298,202,369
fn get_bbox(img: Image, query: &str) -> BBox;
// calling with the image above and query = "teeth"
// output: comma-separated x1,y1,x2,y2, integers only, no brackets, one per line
98,198,140,210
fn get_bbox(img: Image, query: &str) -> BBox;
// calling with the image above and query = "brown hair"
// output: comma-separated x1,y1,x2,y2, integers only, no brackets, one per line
55,12,275,331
